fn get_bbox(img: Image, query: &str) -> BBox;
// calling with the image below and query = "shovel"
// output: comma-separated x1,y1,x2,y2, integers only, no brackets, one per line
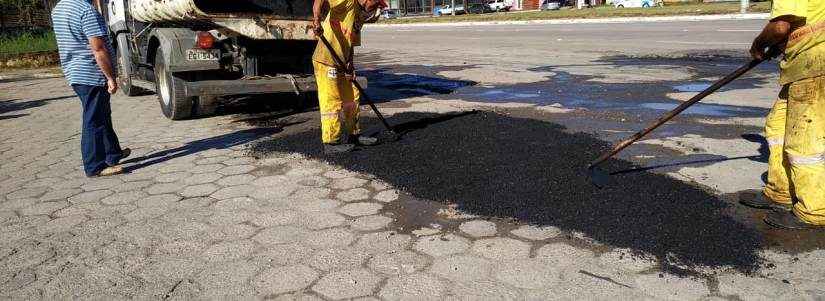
588,50,779,188
317,35,400,141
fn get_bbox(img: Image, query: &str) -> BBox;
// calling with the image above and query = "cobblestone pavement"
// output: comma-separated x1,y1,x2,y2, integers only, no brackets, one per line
3,21,825,300
1,75,823,300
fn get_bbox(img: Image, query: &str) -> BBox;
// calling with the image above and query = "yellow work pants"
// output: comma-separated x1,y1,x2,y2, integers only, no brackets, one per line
313,61,361,144
763,75,825,225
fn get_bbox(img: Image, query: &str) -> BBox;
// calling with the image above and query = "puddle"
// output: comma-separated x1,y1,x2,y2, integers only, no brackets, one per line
367,72,475,95
673,83,712,93
639,102,760,117
473,89,543,101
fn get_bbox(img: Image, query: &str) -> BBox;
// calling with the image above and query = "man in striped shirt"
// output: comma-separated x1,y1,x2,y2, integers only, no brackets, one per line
52,0,130,177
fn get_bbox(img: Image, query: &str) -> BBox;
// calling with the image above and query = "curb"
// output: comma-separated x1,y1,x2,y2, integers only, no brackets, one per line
367,13,769,28
0,73,63,81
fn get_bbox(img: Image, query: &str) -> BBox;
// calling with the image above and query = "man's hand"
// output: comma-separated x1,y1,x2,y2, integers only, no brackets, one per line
312,20,324,37
750,17,794,61
107,78,119,94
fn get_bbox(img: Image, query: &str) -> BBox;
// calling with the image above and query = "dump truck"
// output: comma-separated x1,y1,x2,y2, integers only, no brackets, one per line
101,0,320,120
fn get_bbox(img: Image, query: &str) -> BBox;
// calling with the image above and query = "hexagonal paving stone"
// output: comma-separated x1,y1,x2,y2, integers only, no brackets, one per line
155,172,191,183
308,248,371,271
285,165,325,177
135,194,181,208
510,225,562,241
471,238,531,261
194,260,259,296
336,188,370,202
300,228,357,249
253,265,319,295
312,269,382,300
218,165,256,176
251,211,300,227
429,255,492,283
253,243,314,266
373,190,399,203
183,172,223,185
413,234,470,257
354,231,412,255
189,164,225,174
180,184,221,198
210,185,254,200
338,202,382,217
299,212,347,230
80,178,123,191
635,273,710,300
717,272,804,300
213,197,258,211
323,169,359,179
351,215,394,232
223,157,256,166
296,176,330,188
379,273,447,301
330,178,368,190
448,279,524,299
202,240,257,262
216,174,256,187
494,259,560,289
534,243,596,267
111,180,154,193
19,200,69,216
39,188,82,201
100,191,147,205
6,187,48,200
67,190,113,204
253,226,312,246
368,251,431,276
459,220,497,238
145,182,185,195
369,180,391,191
291,199,340,213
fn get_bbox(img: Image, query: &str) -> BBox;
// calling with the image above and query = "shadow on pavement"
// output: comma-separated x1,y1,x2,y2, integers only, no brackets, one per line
250,111,770,274
123,127,283,172
0,95,74,115
0,113,28,121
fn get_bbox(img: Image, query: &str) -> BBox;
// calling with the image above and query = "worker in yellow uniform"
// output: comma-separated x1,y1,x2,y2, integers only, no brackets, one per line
740,0,825,229
312,0,386,154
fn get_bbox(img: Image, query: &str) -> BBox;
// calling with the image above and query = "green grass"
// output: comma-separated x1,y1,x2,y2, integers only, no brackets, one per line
0,31,57,56
380,2,772,24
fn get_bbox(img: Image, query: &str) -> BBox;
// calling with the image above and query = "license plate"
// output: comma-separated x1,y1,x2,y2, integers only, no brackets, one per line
186,49,220,61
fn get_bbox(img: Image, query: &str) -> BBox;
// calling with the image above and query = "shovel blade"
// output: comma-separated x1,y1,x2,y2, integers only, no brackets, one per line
587,166,610,189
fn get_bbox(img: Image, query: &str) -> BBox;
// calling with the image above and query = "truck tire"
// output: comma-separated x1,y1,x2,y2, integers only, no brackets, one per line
154,48,193,120
194,95,220,117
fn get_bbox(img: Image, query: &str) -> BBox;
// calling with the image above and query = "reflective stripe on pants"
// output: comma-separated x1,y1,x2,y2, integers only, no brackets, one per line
314,61,361,144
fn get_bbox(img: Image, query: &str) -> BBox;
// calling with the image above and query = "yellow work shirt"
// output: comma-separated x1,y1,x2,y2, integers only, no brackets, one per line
312,0,362,67
773,0,825,84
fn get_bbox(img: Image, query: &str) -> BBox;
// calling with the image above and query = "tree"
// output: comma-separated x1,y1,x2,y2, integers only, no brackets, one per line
0,0,48,29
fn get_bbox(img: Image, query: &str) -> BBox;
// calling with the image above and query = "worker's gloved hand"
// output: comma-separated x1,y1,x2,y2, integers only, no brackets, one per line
312,20,323,37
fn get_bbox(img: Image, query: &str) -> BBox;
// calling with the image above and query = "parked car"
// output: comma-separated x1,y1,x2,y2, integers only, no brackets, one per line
612,0,660,8
381,9,399,19
439,4,466,15
486,0,512,11
467,3,494,14
540,0,562,10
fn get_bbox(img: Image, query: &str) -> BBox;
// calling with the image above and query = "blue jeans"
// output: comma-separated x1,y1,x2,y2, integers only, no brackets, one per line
72,84,123,176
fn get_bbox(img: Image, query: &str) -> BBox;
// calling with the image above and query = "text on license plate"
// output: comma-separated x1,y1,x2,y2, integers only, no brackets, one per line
186,49,220,61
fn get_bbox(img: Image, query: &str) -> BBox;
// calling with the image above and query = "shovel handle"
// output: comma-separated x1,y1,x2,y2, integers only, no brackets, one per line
588,52,777,169
317,35,395,133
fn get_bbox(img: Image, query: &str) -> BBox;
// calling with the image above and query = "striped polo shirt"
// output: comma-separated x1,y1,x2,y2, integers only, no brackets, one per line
51,0,115,86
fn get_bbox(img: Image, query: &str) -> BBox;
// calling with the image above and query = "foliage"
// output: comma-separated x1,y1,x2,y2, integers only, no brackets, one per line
0,30,57,55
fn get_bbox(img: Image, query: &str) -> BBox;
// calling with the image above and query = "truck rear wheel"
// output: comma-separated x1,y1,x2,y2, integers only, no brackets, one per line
154,48,193,120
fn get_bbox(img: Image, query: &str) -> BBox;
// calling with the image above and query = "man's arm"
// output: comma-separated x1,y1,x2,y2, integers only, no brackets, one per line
313,0,328,36
89,36,118,93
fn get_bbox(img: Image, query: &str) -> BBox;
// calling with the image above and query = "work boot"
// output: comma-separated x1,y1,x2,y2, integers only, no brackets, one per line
324,143,356,154
94,165,124,177
739,190,792,211
765,210,824,230
350,135,379,146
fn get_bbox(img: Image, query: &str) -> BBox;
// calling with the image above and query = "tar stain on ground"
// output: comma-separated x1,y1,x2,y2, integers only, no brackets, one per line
249,110,770,274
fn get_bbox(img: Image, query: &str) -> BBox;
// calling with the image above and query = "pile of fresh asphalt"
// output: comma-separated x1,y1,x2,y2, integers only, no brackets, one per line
249,110,763,273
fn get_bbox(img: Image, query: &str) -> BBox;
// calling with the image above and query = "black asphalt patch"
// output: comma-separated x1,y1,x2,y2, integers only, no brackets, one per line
249,111,764,273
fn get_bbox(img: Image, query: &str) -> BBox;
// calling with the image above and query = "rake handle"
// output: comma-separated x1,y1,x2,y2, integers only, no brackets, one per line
588,55,772,169
317,35,395,133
